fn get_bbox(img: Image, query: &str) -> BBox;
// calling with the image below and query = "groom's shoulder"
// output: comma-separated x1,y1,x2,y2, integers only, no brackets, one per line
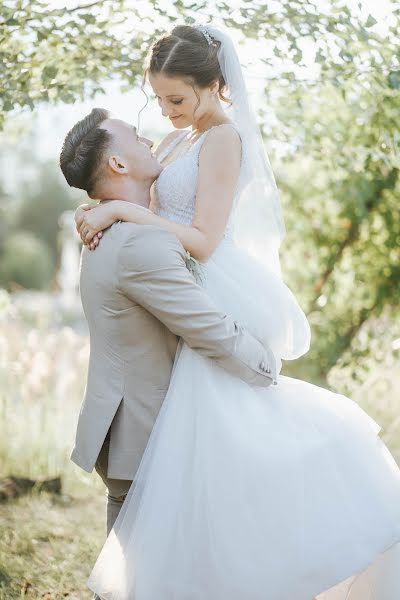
117,223,186,270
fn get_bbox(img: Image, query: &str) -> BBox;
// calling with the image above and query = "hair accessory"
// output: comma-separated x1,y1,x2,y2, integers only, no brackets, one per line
193,23,215,46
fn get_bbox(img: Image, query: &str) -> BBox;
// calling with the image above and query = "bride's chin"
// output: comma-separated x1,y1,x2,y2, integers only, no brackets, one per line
170,117,190,129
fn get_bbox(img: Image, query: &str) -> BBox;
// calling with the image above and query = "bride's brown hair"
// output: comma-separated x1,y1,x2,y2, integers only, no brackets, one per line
144,25,231,105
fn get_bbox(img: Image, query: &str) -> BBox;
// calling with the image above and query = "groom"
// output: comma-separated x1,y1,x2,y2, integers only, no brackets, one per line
59,108,276,540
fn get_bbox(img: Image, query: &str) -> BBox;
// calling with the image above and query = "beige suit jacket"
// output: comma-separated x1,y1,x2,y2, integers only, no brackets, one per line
71,221,276,480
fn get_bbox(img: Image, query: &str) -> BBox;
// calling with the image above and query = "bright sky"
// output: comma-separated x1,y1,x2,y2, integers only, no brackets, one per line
3,0,395,170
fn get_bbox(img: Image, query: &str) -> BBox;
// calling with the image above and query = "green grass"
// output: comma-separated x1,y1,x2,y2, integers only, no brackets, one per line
0,490,104,599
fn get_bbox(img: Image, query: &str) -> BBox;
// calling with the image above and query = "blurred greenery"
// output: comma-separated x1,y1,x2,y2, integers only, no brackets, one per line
16,163,78,260
0,231,54,290
0,150,80,291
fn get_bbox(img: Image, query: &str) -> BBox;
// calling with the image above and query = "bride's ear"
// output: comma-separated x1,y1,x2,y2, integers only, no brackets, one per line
108,155,128,174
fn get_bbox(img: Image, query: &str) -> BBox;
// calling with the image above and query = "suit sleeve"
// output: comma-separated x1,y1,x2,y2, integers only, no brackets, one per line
117,225,276,387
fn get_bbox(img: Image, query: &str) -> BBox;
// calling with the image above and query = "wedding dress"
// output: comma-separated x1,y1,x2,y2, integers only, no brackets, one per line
88,126,400,600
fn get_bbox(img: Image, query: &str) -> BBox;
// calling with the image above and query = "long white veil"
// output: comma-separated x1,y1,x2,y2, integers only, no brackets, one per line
205,24,286,278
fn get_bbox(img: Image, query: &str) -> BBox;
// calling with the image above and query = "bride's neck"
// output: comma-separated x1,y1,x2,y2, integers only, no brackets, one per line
191,106,231,136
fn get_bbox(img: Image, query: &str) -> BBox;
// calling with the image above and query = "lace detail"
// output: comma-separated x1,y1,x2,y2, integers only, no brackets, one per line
155,124,243,240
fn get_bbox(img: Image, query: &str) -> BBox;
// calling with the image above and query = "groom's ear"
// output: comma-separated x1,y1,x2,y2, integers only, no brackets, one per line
108,154,128,175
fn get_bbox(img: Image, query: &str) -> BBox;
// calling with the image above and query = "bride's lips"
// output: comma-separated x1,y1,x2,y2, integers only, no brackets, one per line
170,116,182,121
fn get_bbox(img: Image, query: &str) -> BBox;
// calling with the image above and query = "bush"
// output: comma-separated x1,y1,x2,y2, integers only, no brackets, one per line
0,231,55,290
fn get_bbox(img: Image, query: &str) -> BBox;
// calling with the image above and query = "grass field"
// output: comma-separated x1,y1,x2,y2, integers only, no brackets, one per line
0,491,104,599
1,289,400,598
0,291,106,598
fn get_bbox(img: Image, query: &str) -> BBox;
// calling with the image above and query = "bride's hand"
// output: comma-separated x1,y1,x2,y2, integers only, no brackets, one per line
75,203,95,236
87,232,103,251
78,201,119,245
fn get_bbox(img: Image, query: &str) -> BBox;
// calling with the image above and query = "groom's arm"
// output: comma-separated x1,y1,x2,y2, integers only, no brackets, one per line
117,225,277,387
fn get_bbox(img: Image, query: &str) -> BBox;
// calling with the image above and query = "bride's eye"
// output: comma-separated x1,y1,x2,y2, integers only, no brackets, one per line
153,94,183,106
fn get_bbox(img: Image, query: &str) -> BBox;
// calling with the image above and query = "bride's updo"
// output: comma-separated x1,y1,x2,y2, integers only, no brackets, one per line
145,25,230,103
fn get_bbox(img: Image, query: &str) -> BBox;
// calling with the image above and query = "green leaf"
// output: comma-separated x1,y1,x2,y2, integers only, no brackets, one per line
339,49,353,62
388,71,400,89
365,14,377,28
41,65,58,81
37,29,48,41
82,14,96,24
293,50,303,64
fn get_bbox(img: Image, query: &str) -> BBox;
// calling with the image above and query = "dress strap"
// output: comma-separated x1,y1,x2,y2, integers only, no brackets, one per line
198,122,240,141
193,123,241,165
157,131,188,163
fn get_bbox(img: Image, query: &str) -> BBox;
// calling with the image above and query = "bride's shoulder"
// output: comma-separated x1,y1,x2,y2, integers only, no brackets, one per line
200,123,242,157
154,130,184,157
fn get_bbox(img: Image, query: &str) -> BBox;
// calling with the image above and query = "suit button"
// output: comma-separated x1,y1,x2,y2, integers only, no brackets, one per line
260,361,265,370
266,367,271,373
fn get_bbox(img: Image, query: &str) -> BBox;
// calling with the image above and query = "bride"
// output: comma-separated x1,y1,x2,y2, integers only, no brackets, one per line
77,24,400,600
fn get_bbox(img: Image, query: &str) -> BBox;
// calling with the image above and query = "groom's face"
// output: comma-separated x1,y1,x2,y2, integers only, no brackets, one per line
101,118,162,181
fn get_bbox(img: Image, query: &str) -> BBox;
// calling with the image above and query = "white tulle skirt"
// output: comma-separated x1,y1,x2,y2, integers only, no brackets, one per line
88,238,400,600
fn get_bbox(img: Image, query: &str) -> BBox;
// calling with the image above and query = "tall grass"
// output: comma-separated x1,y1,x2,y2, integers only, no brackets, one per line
0,289,100,494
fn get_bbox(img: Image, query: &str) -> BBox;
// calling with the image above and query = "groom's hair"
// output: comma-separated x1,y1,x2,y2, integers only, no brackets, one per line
59,108,111,197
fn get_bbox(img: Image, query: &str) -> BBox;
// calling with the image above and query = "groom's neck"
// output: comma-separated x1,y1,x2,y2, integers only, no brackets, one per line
97,178,153,209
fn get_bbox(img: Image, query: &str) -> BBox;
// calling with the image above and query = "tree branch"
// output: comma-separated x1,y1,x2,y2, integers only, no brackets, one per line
310,168,399,311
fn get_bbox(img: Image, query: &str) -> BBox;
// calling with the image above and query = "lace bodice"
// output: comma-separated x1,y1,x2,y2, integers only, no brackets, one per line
154,125,242,240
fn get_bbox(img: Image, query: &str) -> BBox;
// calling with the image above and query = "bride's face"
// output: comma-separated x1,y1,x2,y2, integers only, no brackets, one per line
148,72,218,129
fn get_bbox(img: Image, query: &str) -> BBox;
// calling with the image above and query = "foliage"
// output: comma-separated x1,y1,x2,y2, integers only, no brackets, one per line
0,231,55,290
0,142,81,291
261,4,400,387
0,0,145,128
16,162,78,259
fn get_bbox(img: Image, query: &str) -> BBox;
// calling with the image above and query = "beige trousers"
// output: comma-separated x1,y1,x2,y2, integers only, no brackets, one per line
94,429,134,535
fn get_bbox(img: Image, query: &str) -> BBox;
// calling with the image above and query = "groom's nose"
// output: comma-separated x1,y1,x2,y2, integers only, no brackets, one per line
140,137,154,149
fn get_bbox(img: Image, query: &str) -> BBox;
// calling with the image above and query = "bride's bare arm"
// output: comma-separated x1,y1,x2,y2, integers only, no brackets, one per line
78,125,241,261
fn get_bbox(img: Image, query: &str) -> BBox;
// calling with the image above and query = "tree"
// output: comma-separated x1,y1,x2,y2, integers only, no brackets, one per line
0,140,81,290
0,0,145,127
259,3,400,390
0,231,55,290
16,162,79,260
